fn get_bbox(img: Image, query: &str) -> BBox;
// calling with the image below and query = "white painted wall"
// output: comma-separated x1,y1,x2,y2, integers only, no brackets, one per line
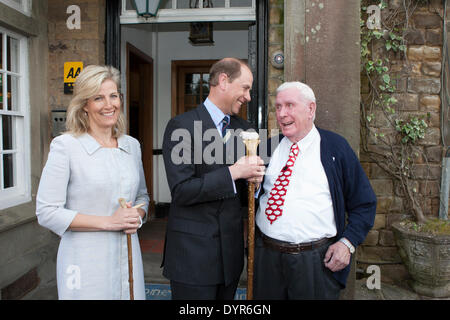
121,23,249,203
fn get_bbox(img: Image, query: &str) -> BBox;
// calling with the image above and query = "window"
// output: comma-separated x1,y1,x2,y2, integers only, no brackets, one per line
121,0,255,23
177,67,211,115
171,60,247,119
0,0,32,17
0,26,30,209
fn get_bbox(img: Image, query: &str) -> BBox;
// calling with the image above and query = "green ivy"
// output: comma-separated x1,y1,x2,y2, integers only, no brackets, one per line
360,0,431,223
361,0,429,146
395,117,428,144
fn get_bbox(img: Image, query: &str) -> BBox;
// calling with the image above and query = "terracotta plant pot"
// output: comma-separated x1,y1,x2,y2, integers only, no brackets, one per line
392,221,450,298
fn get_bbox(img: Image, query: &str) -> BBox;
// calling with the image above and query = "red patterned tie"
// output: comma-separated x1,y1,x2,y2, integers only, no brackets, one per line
265,143,299,224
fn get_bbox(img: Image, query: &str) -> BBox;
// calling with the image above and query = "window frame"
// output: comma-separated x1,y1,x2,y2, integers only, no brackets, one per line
0,25,31,210
0,0,32,17
120,0,255,24
171,59,247,120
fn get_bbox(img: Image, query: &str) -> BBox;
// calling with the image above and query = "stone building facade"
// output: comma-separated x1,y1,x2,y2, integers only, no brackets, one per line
0,0,446,299
268,0,449,287
48,0,106,114
0,0,108,299
0,0,53,299
359,0,448,283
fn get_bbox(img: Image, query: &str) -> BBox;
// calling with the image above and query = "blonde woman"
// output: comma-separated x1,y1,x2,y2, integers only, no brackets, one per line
36,65,149,299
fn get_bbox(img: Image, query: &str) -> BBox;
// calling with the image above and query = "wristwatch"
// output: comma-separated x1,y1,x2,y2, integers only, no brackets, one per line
339,238,355,254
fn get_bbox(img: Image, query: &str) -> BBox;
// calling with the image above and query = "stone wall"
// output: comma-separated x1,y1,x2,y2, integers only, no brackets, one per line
359,0,446,283
48,0,106,120
0,0,108,300
0,0,58,300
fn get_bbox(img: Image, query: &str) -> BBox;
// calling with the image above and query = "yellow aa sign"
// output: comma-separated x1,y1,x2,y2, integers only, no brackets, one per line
64,62,83,82
64,62,83,94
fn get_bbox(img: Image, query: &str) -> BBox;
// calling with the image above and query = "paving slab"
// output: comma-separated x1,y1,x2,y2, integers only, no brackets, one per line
379,282,420,300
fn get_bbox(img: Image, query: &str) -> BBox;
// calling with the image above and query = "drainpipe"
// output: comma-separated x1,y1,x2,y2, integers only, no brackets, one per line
439,147,449,220
440,0,449,220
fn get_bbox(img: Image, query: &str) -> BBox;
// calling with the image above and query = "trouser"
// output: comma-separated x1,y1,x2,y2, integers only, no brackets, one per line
253,231,342,300
170,279,239,300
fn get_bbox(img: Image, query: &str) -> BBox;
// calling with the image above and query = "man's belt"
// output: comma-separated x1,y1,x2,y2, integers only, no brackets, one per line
257,228,334,254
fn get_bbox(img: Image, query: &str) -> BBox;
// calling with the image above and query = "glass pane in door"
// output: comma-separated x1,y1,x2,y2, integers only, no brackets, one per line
202,73,210,102
184,73,201,112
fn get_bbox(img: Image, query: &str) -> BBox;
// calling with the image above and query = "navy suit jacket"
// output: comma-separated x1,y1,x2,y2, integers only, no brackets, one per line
161,104,252,287
260,128,377,287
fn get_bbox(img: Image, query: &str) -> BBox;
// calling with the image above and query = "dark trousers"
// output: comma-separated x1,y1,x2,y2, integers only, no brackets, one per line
254,233,342,300
170,279,239,300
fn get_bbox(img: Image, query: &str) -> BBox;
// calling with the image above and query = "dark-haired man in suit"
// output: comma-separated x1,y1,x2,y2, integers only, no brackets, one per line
162,58,265,299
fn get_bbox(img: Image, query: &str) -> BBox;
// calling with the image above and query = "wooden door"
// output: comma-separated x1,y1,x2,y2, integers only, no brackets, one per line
126,43,154,214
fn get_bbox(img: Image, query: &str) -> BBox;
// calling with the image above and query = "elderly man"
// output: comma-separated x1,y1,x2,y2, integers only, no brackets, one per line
254,81,376,299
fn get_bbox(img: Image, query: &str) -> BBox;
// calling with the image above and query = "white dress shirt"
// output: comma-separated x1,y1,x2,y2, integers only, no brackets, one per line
256,126,337,243
204,98,236,193
36,133,149,299
204,97,229,135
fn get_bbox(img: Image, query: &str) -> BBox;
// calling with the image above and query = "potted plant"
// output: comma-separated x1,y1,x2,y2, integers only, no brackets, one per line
361,0,450,298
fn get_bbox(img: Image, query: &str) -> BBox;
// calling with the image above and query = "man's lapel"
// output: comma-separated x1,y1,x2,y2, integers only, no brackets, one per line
195,104,226,167
196,103,217,131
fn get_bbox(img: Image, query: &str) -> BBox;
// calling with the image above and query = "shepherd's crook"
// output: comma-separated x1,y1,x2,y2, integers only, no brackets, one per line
119,198,134,300
240,131,260,300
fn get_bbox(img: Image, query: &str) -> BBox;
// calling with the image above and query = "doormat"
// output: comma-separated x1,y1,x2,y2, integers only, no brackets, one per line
145,283,171,300
145,283,247,300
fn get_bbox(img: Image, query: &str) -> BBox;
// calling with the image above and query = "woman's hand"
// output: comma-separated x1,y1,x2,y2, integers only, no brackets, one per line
123,208,146,235
108,201,142,234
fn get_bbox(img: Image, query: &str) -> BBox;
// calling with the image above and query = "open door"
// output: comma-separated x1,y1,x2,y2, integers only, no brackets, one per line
126,43,154,216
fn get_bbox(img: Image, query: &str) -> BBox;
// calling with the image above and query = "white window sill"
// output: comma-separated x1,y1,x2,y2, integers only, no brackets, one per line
0,199,36,233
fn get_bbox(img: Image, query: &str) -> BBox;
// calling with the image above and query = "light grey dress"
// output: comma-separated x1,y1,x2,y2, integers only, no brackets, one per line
36,133,149,300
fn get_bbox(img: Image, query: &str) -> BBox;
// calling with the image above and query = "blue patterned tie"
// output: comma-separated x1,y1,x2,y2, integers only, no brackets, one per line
221,116,230,137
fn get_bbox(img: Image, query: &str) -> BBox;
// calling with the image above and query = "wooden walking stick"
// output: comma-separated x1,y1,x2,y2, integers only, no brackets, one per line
240,131,260,300
118,198,134,300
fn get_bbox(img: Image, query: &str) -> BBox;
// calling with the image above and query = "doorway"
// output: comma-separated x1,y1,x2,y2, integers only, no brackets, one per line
114,4,269,291
126,43,155,215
